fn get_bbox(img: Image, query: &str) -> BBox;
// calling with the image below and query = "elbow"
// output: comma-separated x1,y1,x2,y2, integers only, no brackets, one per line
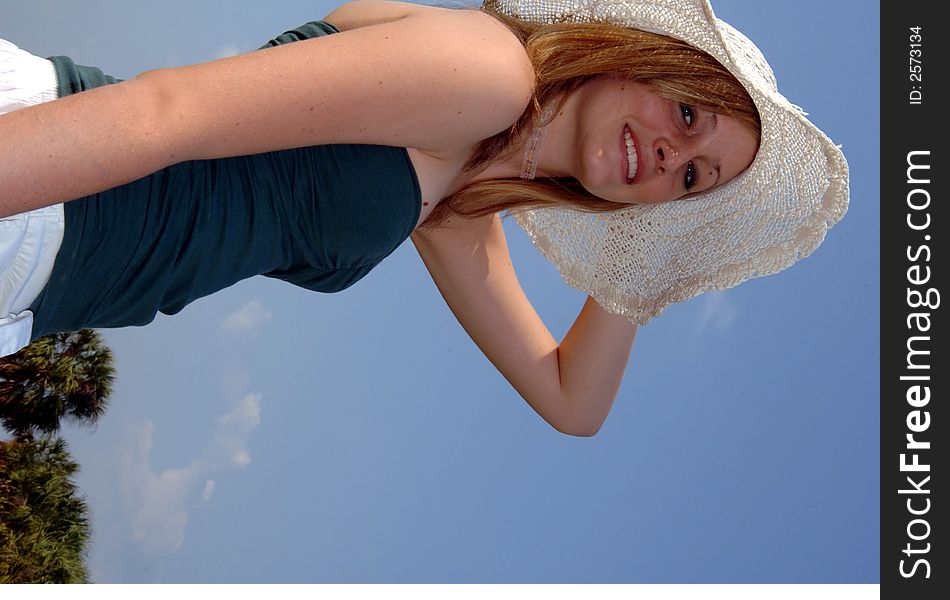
549,393,609,438
551,414,604,438
557,423,602,438
524,388,609,437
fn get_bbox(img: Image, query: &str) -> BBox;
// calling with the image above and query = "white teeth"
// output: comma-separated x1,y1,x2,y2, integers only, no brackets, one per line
624,128,638,180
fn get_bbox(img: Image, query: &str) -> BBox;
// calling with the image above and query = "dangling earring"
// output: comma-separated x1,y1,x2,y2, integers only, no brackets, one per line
519,100,555,180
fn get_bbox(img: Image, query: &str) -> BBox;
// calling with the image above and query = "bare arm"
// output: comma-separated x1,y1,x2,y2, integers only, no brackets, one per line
558,295,638,435
412,212,637,437
0,4,533,217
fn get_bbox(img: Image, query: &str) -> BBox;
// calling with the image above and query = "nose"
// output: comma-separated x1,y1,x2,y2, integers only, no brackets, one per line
654,138,685,173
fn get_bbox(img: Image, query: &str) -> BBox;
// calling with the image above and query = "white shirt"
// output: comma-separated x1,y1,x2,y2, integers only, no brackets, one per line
1,38,64,357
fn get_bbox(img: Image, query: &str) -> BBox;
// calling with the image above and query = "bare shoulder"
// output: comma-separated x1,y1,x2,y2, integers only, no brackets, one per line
323,1,441,30
338,4,529,68
324,1,536,151
324,1,506,30
324,1,527,60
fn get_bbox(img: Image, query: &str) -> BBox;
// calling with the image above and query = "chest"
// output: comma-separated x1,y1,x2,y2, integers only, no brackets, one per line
406,146,484,230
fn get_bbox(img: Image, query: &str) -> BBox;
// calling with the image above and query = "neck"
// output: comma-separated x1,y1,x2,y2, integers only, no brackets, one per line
465,99,576,187
466,148,524,185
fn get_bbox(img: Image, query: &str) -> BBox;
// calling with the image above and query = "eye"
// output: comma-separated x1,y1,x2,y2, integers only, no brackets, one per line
680,104,694,127
685,161,697,190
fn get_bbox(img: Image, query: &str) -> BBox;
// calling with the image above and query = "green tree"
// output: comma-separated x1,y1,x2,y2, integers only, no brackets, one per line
0,330,115,437
0,436,90,583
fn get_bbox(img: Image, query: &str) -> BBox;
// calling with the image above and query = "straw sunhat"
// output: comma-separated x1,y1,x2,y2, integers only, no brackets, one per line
487,0,850,324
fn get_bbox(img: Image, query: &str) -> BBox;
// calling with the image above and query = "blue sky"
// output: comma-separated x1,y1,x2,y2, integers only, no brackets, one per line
4,0,879,584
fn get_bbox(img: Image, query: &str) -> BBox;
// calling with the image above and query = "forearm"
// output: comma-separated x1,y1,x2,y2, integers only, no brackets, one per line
0,73,173,218
557,295,638,436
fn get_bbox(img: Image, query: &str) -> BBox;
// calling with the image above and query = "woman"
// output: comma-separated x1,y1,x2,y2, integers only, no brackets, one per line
0,0,847,436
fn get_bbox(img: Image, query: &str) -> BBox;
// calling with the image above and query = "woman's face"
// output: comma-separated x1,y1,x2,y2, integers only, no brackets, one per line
549,77,759,205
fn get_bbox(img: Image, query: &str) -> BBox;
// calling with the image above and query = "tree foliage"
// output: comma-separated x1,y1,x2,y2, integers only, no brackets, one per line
0,330,115,436
0,436,90,583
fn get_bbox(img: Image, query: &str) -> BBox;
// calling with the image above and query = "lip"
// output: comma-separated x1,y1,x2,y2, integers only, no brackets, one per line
621,124,642,185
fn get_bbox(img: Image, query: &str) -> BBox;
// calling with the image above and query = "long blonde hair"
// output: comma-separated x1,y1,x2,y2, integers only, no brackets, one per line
417,2,761,230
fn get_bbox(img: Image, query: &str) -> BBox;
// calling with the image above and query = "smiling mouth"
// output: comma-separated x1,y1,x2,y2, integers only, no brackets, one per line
623,125,639,183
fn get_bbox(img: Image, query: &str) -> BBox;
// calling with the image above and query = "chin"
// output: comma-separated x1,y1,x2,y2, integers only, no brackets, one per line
591,186,636,206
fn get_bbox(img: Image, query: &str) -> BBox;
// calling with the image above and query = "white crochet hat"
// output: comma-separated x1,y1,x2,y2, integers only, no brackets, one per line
487,0,850,324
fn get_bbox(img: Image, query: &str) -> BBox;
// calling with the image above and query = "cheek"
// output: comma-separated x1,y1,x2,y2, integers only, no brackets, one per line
573,141,613,188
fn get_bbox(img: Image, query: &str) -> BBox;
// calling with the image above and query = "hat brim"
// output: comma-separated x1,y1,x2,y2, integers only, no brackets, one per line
495,0,850,323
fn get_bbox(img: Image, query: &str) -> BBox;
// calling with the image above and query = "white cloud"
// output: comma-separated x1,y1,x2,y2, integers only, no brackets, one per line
121,423,203,554
220,300,273,333
694,291,739,337
215,393,262,468
200,480,216,504
220,392,262,430
118,393,263,554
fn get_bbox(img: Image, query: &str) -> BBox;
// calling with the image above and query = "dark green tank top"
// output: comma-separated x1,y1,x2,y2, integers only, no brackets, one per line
29,22,421,339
